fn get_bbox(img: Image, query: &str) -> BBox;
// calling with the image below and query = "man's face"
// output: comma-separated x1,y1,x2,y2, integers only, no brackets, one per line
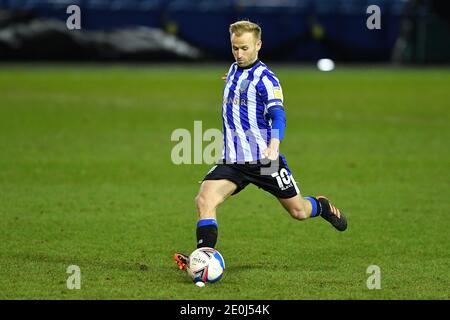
231,32,261,68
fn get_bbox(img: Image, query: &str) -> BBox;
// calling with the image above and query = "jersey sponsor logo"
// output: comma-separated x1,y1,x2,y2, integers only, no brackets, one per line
223,96,248,107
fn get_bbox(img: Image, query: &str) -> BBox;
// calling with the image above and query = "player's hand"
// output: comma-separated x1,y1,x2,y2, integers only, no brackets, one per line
263,147,279,161
221,73,228,81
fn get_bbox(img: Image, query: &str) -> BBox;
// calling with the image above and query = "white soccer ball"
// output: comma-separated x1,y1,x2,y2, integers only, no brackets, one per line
187,247,225,284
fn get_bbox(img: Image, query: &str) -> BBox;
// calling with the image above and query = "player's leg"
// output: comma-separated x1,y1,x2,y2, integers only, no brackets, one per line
248,156,347,231
195,179,237,221
277,194,313,221
278,194,347,231
195,179,237,248
273,157,347,230
174,178,238,271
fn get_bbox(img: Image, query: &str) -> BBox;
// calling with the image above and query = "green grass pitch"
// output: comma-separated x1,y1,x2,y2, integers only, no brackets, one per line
0,64,449,299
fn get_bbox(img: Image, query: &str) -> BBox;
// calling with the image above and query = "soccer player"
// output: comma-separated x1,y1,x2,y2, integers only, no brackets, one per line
174,20,347,271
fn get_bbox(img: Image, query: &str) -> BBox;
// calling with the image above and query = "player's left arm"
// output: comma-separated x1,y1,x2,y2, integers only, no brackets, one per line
259,74,286,160
263,105,286,160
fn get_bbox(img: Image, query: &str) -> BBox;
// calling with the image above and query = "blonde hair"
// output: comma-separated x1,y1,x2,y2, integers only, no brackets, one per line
229,20,261,40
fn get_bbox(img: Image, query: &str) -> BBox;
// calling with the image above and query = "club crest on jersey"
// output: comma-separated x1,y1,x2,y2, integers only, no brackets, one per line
239,80,251,92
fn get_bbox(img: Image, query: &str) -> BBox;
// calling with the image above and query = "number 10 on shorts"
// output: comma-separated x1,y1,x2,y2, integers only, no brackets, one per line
271,168,292,190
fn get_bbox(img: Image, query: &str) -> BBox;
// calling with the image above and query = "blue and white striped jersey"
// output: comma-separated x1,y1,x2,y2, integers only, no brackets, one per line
221,60,284,163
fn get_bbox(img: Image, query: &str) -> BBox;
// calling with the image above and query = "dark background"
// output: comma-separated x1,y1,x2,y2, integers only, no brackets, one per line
1,0,449,63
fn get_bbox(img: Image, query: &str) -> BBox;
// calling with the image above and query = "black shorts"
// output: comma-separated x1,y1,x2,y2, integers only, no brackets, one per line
202,156,299,199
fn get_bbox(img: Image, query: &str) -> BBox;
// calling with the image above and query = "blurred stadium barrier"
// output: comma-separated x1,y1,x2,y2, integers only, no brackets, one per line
0,0,449,63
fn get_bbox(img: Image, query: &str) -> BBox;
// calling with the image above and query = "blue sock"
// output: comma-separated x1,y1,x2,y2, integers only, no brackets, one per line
305,197,320,218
